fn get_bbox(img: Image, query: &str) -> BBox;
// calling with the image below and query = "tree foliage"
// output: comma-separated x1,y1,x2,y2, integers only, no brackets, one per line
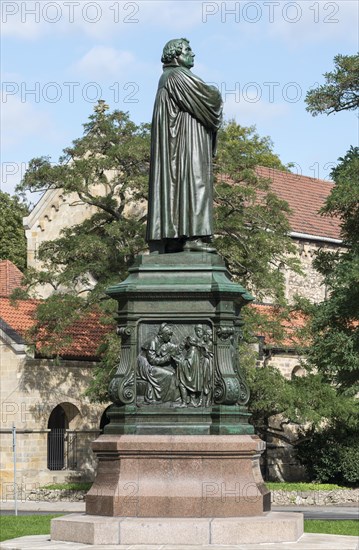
214,122,300,304
16,103,300,355
303,147,359,395
17,102,150,304
241,345,358,471
0,191,29,270
296,423,359,485
305,53,359,116
292,60,359,482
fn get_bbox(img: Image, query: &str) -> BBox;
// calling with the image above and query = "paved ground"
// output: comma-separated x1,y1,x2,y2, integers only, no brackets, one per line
1,501,358,520
274,505,359,520
0,501,84,514
0,533,358,550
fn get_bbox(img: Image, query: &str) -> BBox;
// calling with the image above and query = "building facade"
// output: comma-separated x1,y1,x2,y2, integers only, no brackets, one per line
0,263,110,497
0,167,342,490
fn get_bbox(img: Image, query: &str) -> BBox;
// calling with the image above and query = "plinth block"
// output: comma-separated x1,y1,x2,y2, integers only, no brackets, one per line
51,512,304,545
86,434,270,518
51,514,120,545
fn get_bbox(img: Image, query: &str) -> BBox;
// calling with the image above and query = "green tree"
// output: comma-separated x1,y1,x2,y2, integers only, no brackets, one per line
0,191,29,270
303,147,359,395
305,53,359,115
17,102,301,398
16,102,150,349
304,53,359,394
214,122,299,305
291,57,359,483
241,345,358,482
17,102,150,298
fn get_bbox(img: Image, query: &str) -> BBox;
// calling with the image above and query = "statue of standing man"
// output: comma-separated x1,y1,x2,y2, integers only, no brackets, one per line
146,38,223,253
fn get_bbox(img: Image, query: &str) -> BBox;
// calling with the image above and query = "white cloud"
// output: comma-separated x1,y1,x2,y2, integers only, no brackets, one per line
266,0,358,47
1,1,204,41
1,9,43,40
2,0,356,45
72,46,136,79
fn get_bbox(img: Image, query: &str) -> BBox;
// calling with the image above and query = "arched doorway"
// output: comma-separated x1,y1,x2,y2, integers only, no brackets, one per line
47,405,68,470
47,403,81,470
99,406,111,433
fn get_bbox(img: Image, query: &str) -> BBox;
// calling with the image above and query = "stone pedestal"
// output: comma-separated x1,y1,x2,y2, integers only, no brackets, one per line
51,512,304,546
51,251,298,546
86,434,270,517
104,252,253,423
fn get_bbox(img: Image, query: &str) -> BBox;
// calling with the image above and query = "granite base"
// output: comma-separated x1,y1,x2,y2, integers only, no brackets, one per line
51,511,304,545
85,434,270,517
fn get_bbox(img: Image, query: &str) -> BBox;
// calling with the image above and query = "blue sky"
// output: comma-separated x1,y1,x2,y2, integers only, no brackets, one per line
1,0,358,198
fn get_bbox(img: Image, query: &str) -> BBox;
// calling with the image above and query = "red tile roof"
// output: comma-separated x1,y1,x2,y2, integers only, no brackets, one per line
0,260,24,297
1,297,306,358
253,303,308,349
256,166,341,241
0,297,111,360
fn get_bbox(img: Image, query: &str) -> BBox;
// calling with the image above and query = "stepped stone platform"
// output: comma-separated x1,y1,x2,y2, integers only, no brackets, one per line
2,532,359,549
50,511,303,545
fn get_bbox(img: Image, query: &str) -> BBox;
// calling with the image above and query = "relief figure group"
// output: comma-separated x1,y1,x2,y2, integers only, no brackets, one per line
137,323,214,407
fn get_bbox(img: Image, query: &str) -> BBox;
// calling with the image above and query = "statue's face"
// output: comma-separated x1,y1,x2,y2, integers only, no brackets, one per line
177,42,195,69
161,329,172,343
195,325,203,338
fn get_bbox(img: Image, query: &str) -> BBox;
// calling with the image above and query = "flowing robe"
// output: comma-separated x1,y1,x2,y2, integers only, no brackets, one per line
176,337,204,394
137,336,180,403
146,66,223,241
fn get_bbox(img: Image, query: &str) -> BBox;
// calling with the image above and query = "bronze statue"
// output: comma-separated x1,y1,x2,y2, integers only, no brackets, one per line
146,38,223,253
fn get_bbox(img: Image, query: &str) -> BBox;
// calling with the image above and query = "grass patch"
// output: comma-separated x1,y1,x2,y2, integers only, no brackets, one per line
267,482,346,491
0,514,62,542
304,520,359,536
41,482,92,491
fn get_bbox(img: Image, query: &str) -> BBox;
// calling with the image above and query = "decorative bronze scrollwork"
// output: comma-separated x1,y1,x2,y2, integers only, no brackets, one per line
214,323,250,405
108,325,135,406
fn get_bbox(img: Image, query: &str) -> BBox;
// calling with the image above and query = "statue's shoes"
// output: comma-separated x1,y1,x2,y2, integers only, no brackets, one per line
183,239,216,253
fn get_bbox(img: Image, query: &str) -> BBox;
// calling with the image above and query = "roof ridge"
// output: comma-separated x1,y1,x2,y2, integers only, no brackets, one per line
256,165,334,186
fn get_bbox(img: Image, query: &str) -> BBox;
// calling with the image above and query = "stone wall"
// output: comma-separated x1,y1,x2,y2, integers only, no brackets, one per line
24,187,145,299
264,351,304,380
0,342,108,498
285,239,340,304
272,489,359,506
22,487,359,506
23,189,99,298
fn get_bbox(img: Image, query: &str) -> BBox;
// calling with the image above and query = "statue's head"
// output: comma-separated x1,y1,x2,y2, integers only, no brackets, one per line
161,38,195,69
194,324,204,338
158,322,173,342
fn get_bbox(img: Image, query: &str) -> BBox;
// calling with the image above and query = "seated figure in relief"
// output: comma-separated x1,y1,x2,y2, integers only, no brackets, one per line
137,323,181,403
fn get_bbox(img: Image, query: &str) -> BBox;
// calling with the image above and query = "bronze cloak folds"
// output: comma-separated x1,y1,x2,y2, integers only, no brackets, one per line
146,66,223,242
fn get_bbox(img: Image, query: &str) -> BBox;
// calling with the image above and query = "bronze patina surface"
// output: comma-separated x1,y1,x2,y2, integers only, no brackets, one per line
104,251,253,434
146,38,223,253
85,40,272,524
